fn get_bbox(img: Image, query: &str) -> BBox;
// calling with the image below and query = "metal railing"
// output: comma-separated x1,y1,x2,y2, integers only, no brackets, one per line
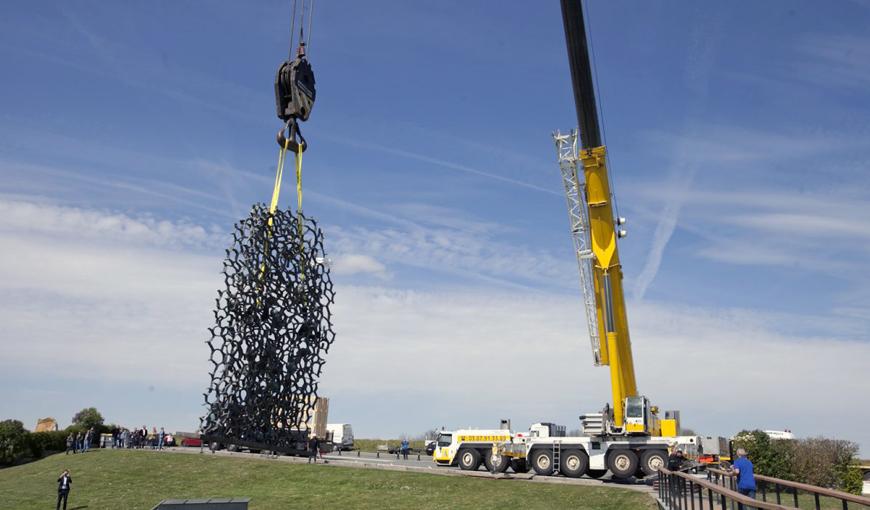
659,467,792,510
706,467,870,509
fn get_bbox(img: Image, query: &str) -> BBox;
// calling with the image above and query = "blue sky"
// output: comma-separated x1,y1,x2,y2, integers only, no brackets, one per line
1,1,869,455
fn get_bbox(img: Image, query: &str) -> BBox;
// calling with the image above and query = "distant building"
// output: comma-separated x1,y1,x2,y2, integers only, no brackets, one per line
35,417,58,432
763,430,795,440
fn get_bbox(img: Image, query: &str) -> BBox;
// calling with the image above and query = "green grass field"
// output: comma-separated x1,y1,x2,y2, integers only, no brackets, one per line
0,449,657,510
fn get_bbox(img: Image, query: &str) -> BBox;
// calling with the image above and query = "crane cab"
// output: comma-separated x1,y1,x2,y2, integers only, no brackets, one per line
622,396,680,437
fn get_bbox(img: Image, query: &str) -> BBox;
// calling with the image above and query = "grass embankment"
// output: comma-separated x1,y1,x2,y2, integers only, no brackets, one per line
0,449,656,510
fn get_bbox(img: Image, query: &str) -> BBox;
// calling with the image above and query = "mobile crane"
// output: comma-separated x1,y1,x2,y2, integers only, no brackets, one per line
433,0,699,479
556,0,679,440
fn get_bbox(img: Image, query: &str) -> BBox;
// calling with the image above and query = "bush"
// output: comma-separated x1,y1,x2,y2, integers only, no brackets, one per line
0,419,29,466
27,431,69,457
732,430,794,480
733,430,862,493
842,463,864,495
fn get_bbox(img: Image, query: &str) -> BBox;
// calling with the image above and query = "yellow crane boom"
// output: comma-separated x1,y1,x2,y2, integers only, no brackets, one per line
558,0,676,436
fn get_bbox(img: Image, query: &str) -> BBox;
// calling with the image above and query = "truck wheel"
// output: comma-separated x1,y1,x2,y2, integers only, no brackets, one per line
530,449,554,476
587,469,607,479
483,450,510,473
458,448,481,471
560,449,589,478
607,450,639,479
511,458,530,473
227,444,239,452
640,450,667,477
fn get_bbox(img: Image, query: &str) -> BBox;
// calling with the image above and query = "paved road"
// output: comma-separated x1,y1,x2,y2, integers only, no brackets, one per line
323,450,436,469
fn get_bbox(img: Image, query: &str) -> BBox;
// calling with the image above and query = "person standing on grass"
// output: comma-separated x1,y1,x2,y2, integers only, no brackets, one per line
731,448,757,499
65,433,75,455
158,427,165,450
308,435,319,464
56,469,72,510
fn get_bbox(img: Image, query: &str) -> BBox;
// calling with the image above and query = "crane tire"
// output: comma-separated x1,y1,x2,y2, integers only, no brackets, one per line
640,449,668,477
607,449,639,479
560,449,589,478
458,448,482,471
483,450,510,472
530,449,555,476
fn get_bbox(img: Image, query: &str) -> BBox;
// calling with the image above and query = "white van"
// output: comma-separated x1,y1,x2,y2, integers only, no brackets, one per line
326,423,354,450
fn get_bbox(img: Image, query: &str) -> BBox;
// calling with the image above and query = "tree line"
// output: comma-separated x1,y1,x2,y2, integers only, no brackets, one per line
732,429,864,495
0,407,107,466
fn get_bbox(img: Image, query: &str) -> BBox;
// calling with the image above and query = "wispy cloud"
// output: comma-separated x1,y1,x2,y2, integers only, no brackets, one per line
632,11,722,301
796,33,870,89
333,136,561,196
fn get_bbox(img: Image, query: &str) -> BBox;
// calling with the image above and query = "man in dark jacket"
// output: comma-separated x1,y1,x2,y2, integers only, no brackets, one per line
308,435,319,464
667,449,685,471
56,469,72,510
65,433,75,455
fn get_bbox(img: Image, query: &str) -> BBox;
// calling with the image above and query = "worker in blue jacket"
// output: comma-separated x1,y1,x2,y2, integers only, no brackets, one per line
401,439,410,460
731,448,756,499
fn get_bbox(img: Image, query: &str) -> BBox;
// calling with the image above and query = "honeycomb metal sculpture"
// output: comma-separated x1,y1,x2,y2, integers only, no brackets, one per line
201,204,335,452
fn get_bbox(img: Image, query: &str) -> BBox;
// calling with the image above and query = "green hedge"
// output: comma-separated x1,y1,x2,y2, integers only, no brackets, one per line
0,421,74,466
0,420,28,465
733,430,863,495
26,431,68,457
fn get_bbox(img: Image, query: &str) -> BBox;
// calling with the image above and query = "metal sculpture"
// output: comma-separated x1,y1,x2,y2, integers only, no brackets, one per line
201,204,335,452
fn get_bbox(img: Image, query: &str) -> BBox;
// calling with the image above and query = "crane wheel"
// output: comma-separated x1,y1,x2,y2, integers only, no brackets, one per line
511,458,530,473
530,449,555,476
560,449,589,478
607,450,639,479
458,448,482,471
640,450,667,477
483,450,510,473
587,469,607,479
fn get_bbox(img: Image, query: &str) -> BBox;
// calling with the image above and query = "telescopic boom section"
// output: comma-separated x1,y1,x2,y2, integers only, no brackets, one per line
560,0,638,428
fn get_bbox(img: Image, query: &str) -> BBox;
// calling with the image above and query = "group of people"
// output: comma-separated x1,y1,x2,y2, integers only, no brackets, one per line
64,426,169,454
64,428,95,454
110,426,168,449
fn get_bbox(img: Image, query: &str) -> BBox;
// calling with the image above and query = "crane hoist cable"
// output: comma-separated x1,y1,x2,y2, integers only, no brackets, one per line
260,0,316,283
273,0,315,219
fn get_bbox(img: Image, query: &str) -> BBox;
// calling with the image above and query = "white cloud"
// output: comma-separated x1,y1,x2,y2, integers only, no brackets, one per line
0,199,224,251
328,224,574,289
1,198,868,455
320,286,870,455
330,253,388,278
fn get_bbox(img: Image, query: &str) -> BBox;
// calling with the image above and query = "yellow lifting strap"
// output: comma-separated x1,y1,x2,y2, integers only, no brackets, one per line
260,139,304,283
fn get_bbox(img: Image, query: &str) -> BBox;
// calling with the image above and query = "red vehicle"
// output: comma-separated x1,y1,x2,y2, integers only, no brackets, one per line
180,437,203,447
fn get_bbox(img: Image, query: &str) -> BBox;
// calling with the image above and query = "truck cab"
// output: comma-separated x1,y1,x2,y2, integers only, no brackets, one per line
432,429,513,472
326,423,354,451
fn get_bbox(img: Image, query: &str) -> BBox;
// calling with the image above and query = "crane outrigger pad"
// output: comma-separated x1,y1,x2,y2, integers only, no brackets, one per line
201,205,335,452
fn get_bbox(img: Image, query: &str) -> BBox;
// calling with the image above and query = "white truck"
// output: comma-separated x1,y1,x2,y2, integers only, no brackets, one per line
434,422,702,479
326,423,353,451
